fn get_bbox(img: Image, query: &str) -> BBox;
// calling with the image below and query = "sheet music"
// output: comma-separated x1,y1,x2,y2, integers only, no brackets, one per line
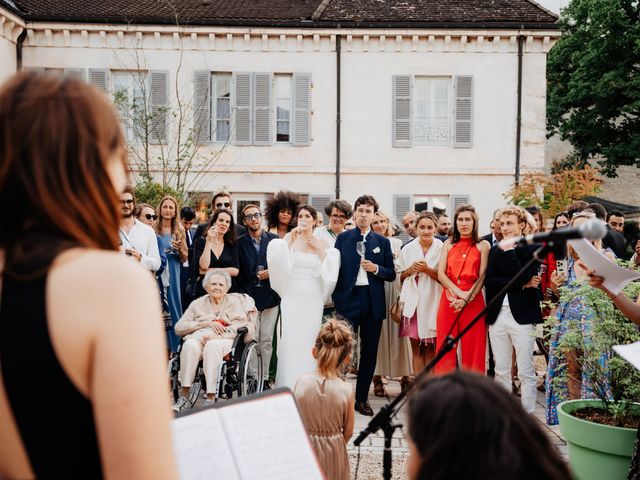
568,239,640,295
171,409,240,480
217,393,323,480
614,342,640,371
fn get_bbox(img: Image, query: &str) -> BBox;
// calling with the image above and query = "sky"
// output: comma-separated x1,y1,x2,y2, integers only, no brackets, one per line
534,0,570,15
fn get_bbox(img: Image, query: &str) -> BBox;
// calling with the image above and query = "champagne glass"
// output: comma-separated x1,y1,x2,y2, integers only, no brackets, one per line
256,265,265,287
356,241,366,259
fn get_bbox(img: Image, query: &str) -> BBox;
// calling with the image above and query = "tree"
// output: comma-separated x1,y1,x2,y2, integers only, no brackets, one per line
504,163,601,217
546,0,640,177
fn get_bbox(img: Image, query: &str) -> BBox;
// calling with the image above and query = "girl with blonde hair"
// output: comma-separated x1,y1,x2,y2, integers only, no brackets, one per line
294,319,355,480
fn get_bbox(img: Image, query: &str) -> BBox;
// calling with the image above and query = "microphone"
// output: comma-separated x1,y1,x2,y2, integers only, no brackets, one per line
498,219,607,250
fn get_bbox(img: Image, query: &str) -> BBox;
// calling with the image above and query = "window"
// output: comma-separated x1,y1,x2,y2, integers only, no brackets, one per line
414,77,451,146
112,71,147,142
212,73,231,142
275,74,292,142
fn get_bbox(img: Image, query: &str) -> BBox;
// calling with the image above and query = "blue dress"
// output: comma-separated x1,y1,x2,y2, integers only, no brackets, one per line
545,256,611,425
157,233,183,352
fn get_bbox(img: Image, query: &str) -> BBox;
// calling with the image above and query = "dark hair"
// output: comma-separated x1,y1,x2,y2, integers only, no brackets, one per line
203,209,236,245
211,190,231,209
436,213,450,220
354,194,379,213
408,371,572,480
0,72,126,278
567,200,588,219
553,211,570,230
451,204,479,244
607,210,624,221
298,205,318,221
324,199,353,219
122,184,136,205
180,206,196,222
264,190,301,230
586,202,606,220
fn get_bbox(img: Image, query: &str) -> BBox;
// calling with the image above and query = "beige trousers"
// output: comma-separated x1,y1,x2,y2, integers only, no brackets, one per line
179,338,234,394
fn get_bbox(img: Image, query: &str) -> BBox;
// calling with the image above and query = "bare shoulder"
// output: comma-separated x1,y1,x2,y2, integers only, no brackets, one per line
477,239,491,252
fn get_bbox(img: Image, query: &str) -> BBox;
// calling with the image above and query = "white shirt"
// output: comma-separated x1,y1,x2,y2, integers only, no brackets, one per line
119,219,161,272
313,226,340,247
355,229,371,286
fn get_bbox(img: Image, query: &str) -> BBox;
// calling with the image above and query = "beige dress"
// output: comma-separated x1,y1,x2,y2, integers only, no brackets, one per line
294,372,353,480
375,237,413,377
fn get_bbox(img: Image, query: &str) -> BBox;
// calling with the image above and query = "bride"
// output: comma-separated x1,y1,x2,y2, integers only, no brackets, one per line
267,205,340,389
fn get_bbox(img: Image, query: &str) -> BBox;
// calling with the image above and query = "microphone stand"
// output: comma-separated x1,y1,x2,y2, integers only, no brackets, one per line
353,242,554,480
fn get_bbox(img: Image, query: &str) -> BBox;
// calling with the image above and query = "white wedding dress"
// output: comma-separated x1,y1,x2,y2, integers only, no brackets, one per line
266,239,340,390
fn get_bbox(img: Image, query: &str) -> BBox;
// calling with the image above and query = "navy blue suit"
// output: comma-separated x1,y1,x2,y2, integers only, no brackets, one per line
333,228,395,402
236,231,280,311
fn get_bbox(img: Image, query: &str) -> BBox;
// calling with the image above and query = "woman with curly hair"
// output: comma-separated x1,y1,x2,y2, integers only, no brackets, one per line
264,190,301,239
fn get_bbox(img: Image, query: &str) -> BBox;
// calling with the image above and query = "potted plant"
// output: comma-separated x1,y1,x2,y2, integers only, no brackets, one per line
545,271,640,480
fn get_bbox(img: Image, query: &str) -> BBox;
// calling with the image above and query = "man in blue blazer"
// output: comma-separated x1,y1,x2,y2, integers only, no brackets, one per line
236,204,280,389
333,195,396,416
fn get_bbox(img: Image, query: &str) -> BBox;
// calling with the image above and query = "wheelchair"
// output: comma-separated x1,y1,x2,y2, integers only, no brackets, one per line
169,326,263,407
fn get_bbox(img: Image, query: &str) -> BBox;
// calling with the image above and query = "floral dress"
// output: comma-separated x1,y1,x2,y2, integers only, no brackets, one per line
545,257,611,425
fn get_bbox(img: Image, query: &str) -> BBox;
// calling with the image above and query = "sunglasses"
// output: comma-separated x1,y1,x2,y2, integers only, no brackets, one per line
244,213,262,221
216,202,231,208
120,199,134,205
145,213,158,221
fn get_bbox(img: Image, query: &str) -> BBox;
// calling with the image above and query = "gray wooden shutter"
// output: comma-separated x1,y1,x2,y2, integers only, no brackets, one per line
293,73,311,146
393,75,412,147
64,69,85,81
253,73,272,145
310,194,333,225
149,71,168,144
453,76,473,148
193,71,211,144
450,194,470,214
234,73,252,145
393,194,413,243
88,69,109,91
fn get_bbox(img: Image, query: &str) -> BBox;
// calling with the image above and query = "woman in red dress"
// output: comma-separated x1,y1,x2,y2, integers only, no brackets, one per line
435,204,490,374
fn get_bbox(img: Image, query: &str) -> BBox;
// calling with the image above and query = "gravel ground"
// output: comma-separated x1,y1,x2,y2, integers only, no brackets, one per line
349,451,408,479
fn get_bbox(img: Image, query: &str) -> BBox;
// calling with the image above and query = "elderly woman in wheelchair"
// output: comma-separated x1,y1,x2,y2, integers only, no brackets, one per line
173,269,257,411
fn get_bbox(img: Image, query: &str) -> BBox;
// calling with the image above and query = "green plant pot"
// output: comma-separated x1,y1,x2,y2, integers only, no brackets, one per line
558,399,638,480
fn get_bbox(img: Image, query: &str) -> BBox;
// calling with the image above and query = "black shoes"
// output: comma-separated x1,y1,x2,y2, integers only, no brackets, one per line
355,400,374,416
262,380,272,391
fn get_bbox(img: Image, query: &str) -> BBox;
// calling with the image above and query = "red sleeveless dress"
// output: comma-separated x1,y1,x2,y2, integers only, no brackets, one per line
435,238,486,374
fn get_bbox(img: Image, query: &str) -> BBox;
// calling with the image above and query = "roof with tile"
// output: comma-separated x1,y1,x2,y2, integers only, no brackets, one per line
0,0,558,27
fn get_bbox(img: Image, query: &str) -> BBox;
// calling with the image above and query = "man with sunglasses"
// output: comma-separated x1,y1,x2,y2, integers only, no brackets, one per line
118,185,161,272
193,190,246,246
236,204,280,389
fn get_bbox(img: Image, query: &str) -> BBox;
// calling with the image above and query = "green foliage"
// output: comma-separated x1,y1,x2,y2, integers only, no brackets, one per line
134,179,183,208
544,265,640,425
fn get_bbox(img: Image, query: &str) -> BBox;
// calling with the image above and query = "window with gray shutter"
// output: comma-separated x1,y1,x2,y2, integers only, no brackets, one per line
450,194,470,214
453,76,473,148
393,75,412,147
64,69,85,81
149,71,168,144
293,73,311,146
234,73,252,145
393,194,413,243
253,73,272,145
310,195,333,225
88,69,109,91
193,71,211,144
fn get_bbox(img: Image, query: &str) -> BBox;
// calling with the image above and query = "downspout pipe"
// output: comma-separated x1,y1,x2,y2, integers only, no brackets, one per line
335,34,341,199
515,34,524,185
16,28,27,70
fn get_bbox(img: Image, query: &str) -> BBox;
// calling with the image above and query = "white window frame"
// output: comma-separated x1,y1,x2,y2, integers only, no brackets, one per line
112,71,149,143
274,73,293,144
413,76,453,147
211,72,232,143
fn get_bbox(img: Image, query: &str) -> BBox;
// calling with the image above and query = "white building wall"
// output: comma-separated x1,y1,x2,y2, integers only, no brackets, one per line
0,9,23,84
14,22,558,233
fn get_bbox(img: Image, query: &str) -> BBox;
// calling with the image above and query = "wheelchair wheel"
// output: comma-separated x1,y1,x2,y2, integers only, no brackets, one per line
239,341,263,397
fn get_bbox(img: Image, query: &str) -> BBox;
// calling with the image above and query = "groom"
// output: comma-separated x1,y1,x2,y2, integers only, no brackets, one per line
333,194,395,416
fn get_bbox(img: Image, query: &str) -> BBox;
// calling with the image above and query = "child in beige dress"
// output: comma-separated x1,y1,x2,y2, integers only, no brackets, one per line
294,319,355,480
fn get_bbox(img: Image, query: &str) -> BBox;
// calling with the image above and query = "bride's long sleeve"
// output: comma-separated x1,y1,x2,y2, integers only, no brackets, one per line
319,247,341,304
266,239,293,298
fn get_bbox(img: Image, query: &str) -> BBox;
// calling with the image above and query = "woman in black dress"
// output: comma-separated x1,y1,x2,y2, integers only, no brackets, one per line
192,209,239,297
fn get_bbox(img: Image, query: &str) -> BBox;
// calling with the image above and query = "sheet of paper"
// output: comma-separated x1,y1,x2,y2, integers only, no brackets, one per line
614,341,640,371
218,393,323,480
568,239,640,295
172,408,240,480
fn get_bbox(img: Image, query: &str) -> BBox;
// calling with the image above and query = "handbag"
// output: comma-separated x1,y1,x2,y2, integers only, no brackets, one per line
389,297,403,324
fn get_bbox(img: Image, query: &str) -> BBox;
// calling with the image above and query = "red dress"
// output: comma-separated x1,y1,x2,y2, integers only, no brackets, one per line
435,238,486,374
